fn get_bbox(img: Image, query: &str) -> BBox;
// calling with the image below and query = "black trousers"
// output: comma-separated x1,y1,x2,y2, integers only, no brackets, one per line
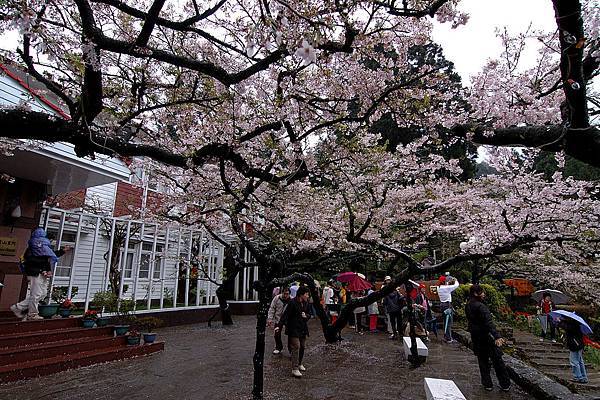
473,338,511,389
389,311,402,335
274,328,283,351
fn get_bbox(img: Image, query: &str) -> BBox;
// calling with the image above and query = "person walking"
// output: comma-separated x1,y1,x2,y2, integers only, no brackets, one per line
465,284,511,392
267,287,291,354
537,292,557,342
367,286,379,332
11,228,69,320
277,286,311,378
559,318,589,383
383,287,402,339
438,275,459,342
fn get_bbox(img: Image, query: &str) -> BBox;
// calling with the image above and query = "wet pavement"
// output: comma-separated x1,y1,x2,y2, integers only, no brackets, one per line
0,316,532,400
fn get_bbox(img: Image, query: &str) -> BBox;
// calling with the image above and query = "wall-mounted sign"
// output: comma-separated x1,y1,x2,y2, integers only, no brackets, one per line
0,237,18,256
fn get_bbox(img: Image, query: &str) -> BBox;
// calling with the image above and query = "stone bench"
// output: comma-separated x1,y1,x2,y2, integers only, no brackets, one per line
424,377,466,400
402,336,428,360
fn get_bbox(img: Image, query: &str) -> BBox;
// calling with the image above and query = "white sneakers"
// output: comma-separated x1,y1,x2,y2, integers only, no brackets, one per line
10,305,25,319
291,369,302,378
272,349,281,355
298,365,306,372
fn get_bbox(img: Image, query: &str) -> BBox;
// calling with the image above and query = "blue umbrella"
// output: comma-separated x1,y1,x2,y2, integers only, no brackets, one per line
550,310,593,335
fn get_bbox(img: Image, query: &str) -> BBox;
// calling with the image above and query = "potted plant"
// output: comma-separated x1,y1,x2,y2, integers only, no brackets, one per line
113,297,135,336
82,310,98,328
92,291,117,327
136,316,163,344
126,329,141,346
58,298,75,318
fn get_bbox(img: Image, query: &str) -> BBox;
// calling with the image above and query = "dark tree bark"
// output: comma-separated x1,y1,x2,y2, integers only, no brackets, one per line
251,286,271,400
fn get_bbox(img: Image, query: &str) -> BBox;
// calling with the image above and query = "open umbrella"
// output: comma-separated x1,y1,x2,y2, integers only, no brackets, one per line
336,271,358,283
550,310,593,335
532,289,570,304
346,275,372,292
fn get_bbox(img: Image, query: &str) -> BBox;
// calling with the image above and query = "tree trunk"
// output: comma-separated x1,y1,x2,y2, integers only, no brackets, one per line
251,288,270,400
216,285,234,325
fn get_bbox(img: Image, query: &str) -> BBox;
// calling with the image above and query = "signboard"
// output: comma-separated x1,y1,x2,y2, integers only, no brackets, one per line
0,237,18,256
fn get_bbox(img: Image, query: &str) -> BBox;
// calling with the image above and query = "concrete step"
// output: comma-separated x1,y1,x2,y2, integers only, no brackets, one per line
0,317,80,335
0,326,114,349
0,336,127,365
0,342,164,383
514,340,563,349
530,359,571,369
543,369,600,393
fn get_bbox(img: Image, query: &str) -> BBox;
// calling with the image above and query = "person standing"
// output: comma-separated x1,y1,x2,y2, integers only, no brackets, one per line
538,293,556,342
382,276,393,334
560,318,588,383
11,228,68,320
323,280,334,309
383,287,402,339
367,286,379,332
465,284,511,392
267,287,291,354
353,290,366,335
415,283,431,339
277,286,311,378
438,275,459,343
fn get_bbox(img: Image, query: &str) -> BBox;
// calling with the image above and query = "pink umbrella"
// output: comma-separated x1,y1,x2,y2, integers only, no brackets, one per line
336,271,358,283
346,275,373,292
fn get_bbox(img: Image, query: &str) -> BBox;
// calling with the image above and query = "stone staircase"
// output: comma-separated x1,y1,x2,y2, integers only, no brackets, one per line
512,330,600,399
0,311,164,383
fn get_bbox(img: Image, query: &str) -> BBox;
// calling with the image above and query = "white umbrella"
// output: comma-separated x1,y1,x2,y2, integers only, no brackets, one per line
532,289,570,304
356,273,366,279
313,279,321,288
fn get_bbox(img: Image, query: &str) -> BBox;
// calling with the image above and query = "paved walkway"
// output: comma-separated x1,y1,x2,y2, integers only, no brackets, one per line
0,316,532,400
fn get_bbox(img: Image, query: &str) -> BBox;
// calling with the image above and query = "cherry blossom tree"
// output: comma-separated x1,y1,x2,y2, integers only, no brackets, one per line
0,0,598,398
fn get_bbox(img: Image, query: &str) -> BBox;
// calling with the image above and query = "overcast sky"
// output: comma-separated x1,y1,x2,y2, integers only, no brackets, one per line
432,0,556,83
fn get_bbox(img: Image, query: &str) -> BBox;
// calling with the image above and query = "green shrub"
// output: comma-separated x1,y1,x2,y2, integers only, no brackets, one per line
452,283,508,319
584,346,600,370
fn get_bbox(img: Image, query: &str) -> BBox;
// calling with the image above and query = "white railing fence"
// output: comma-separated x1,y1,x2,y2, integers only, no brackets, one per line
40,206,225,313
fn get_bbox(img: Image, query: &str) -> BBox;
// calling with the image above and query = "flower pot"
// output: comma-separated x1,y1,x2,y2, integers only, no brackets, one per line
114,325,130,336
82,319,96,328
38,304,59,319
127,335,141,346
58,308,72,318
143,333,157,344
96,317,110,327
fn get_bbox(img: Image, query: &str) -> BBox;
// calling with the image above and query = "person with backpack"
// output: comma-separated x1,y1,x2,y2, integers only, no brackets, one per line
11,228,69,320
559,318,589,384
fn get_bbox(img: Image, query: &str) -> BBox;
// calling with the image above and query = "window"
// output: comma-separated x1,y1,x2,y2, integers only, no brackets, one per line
55,249,74,277
139,254,150,279
123,252,134,279
47,229,76,277
153,257,162,279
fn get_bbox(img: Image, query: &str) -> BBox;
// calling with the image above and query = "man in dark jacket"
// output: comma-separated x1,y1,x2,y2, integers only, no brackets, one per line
465,284,511,392
383,288,403,339
277,286,311,378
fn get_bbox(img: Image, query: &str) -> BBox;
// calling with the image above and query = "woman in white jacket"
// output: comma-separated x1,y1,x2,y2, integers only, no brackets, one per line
268,287,291,354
